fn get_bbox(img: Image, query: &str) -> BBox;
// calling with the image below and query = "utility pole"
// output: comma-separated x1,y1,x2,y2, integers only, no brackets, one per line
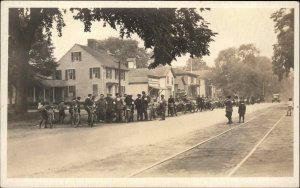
118,61,121,95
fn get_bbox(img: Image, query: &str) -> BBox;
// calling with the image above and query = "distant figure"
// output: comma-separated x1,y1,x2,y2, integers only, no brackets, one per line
58,101,66,124
159,94,167,121
141,91,151,120
115,93,124,122
238,99,246,123
84,94,93,125
96,94,107,122
135,94,143,121
37,101,48,128
105,94,114,123
225,96,233,124
287,98,293,116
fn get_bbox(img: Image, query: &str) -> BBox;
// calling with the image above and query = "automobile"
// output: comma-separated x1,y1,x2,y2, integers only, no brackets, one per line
272,94,280,103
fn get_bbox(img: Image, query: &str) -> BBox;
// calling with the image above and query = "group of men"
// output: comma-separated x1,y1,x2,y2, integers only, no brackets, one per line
224,95,247,124
55,91,169,126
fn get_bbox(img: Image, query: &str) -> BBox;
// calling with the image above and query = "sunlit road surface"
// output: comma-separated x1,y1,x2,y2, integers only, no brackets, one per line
7,103,293,177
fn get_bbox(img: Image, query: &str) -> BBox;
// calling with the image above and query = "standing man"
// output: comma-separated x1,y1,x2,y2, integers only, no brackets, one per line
225,96,233,124
84,94,93,125
168,95,176,116
159,94,167,120
96,94,107,122
115,93,124,122
58,101,66,124
238,98,246,123
135,94,143,121
141,91,150,121
105,94,114,123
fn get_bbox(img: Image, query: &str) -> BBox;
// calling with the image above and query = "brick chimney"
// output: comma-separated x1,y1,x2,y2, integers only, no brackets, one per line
87,39,98,50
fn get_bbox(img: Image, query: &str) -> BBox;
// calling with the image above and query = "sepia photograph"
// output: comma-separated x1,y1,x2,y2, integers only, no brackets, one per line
1,1,299,187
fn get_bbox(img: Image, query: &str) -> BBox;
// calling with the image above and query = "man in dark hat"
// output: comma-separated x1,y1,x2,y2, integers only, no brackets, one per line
96,94,107,122
141,91,150,120
225,95,233,124
238,98,246,123
135,94,143,121
58,101,66,124
84,94,93,125
105,93,114,123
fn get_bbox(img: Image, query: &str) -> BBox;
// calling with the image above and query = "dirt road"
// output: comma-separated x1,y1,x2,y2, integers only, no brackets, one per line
7,103,293,178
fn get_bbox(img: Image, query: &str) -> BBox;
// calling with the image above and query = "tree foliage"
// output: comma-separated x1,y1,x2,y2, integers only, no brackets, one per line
70,8,216,68
93,37,151,68
211,44,279,97
183,57,209,71
271,8,294,80
9,8,65,113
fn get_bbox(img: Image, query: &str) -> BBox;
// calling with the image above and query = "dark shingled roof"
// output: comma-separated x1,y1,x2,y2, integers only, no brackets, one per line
77,44,129,70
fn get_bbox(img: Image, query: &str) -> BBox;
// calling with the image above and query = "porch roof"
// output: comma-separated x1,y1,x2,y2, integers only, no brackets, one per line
36,78,67,88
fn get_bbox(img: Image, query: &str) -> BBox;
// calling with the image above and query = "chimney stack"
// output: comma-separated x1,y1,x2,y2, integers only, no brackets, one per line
87,39,98,50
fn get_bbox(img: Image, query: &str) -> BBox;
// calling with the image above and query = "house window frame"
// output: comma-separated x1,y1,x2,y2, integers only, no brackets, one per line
90,67,101,79
66,69,76,80
68,86,76,97
106,68,112,79
71,51,82,62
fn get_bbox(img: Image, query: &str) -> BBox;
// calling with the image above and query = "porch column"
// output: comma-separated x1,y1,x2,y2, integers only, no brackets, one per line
52,88,55,103
43,88,46,102
33,87,36,103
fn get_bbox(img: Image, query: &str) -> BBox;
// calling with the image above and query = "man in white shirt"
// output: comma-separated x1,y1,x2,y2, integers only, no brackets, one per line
287,98,293,116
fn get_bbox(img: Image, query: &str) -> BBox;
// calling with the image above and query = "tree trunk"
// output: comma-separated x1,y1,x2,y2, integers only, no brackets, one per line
14,42,31,114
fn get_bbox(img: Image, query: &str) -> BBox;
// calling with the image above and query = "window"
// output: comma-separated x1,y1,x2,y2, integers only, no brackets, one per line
65,69,76,80
71,52,82,61
106,68,112,79
115,69,125,80
92,84,98,96
68,86,76,97
90,67,101,79
54,70,62,80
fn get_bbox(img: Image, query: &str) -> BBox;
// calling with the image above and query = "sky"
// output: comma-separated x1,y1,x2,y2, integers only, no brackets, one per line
51,8,278,67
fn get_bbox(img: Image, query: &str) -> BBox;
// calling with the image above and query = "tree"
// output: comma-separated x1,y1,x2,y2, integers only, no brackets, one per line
9,8,65,113
211,44,279,97
9,8,215,113
71,8,216,68
271,8,294,80
94,37,150,68
183,57,209,71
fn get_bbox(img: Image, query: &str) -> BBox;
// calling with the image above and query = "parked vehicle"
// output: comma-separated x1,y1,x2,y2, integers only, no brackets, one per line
272,94,280,103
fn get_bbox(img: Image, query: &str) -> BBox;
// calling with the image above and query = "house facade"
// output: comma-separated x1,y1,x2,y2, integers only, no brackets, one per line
128,66,175,100
8,42,130,105
173,68,200,98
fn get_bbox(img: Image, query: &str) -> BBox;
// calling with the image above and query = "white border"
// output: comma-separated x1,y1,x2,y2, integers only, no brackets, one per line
1,1,299,187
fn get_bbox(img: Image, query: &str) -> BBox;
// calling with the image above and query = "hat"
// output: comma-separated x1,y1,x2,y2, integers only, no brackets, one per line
88,94,92,97
142,91,146,94
137,94,141,96
77,97,81,100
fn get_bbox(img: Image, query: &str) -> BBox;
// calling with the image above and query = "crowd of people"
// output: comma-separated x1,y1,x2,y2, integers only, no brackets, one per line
37,91,288,128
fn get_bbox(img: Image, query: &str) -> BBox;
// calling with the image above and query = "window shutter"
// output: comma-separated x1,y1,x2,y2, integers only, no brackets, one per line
79,52,82,61
65,70,68,80
71,53,74,62
73,69,76,80
90,68,92,79
98,68,100,79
